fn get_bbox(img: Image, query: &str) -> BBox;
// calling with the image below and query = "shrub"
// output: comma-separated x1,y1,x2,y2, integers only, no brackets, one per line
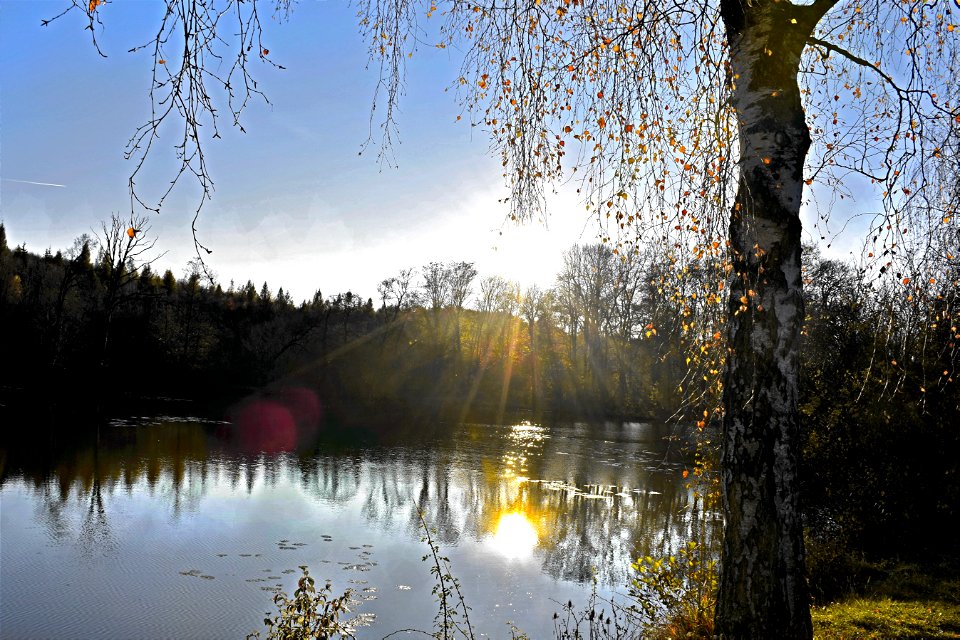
629,541,717,639
247,566,355,640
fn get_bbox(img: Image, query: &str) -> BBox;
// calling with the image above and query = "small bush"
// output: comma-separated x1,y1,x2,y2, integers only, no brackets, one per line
629,541,717,639
247,566,355,640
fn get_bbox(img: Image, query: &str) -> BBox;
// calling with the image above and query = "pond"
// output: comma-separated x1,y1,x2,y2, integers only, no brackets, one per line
0,394,704,639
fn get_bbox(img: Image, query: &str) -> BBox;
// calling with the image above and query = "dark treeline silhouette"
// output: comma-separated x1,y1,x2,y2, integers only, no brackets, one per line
0,221,687,422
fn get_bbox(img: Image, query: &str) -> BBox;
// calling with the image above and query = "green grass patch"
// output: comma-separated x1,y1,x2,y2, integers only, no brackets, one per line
811,564,960,639
812,598,960,639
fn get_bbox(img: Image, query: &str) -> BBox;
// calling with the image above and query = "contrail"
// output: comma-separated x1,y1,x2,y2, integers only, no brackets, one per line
2,178,67,188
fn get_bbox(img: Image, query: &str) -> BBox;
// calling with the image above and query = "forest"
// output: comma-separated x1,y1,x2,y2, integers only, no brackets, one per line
1,216,957,577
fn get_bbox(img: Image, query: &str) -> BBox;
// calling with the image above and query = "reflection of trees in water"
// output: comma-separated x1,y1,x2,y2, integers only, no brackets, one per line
33,484,71,542
4,420,709,588
290,422,701,586
5,423,211,557
76,469,116,559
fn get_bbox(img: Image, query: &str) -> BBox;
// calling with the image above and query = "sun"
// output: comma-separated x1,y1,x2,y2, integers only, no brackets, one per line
491,511,539,560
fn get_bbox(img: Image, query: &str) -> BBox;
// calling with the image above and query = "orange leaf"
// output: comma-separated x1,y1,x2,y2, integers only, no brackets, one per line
262,48,270,56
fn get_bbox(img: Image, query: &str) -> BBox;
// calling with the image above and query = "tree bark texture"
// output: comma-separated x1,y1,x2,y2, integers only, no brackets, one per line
716,1,822,637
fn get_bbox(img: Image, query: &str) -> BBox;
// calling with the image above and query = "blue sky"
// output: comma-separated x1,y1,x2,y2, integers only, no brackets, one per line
0,0,596,302
0,0,893,304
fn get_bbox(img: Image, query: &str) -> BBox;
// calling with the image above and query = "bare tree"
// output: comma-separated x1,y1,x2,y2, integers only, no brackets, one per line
421,261,450,312
95,213,163,364
378,267,418,322
475,275,509,360
447,261,478,311
521,284,550,410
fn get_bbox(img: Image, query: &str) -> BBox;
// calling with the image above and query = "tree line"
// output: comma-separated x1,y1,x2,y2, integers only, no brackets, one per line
0,219,689,420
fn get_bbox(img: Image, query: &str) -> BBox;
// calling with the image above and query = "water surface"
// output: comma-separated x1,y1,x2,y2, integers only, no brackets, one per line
1,407,699,638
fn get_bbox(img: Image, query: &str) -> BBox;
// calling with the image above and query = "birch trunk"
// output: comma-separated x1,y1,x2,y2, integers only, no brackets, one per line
715,1,824,636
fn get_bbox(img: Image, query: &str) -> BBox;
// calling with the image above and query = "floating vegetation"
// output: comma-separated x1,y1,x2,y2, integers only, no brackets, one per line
524,479,667,507
179,569,215,580
108,415,230,428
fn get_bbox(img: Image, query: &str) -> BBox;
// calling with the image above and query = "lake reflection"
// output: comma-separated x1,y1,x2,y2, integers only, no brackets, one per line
1,415,699,639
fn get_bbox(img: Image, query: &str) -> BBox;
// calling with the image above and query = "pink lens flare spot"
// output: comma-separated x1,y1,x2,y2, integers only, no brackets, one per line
234,400,297,454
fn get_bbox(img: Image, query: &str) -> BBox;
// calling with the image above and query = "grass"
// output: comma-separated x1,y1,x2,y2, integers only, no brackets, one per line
811,563,960,639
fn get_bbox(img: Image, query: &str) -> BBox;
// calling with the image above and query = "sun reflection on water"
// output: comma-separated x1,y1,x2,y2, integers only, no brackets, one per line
500,421,547,480
491,511,539,560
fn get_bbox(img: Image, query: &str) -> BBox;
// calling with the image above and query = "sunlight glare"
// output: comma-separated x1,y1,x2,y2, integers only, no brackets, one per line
491,511,539,560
